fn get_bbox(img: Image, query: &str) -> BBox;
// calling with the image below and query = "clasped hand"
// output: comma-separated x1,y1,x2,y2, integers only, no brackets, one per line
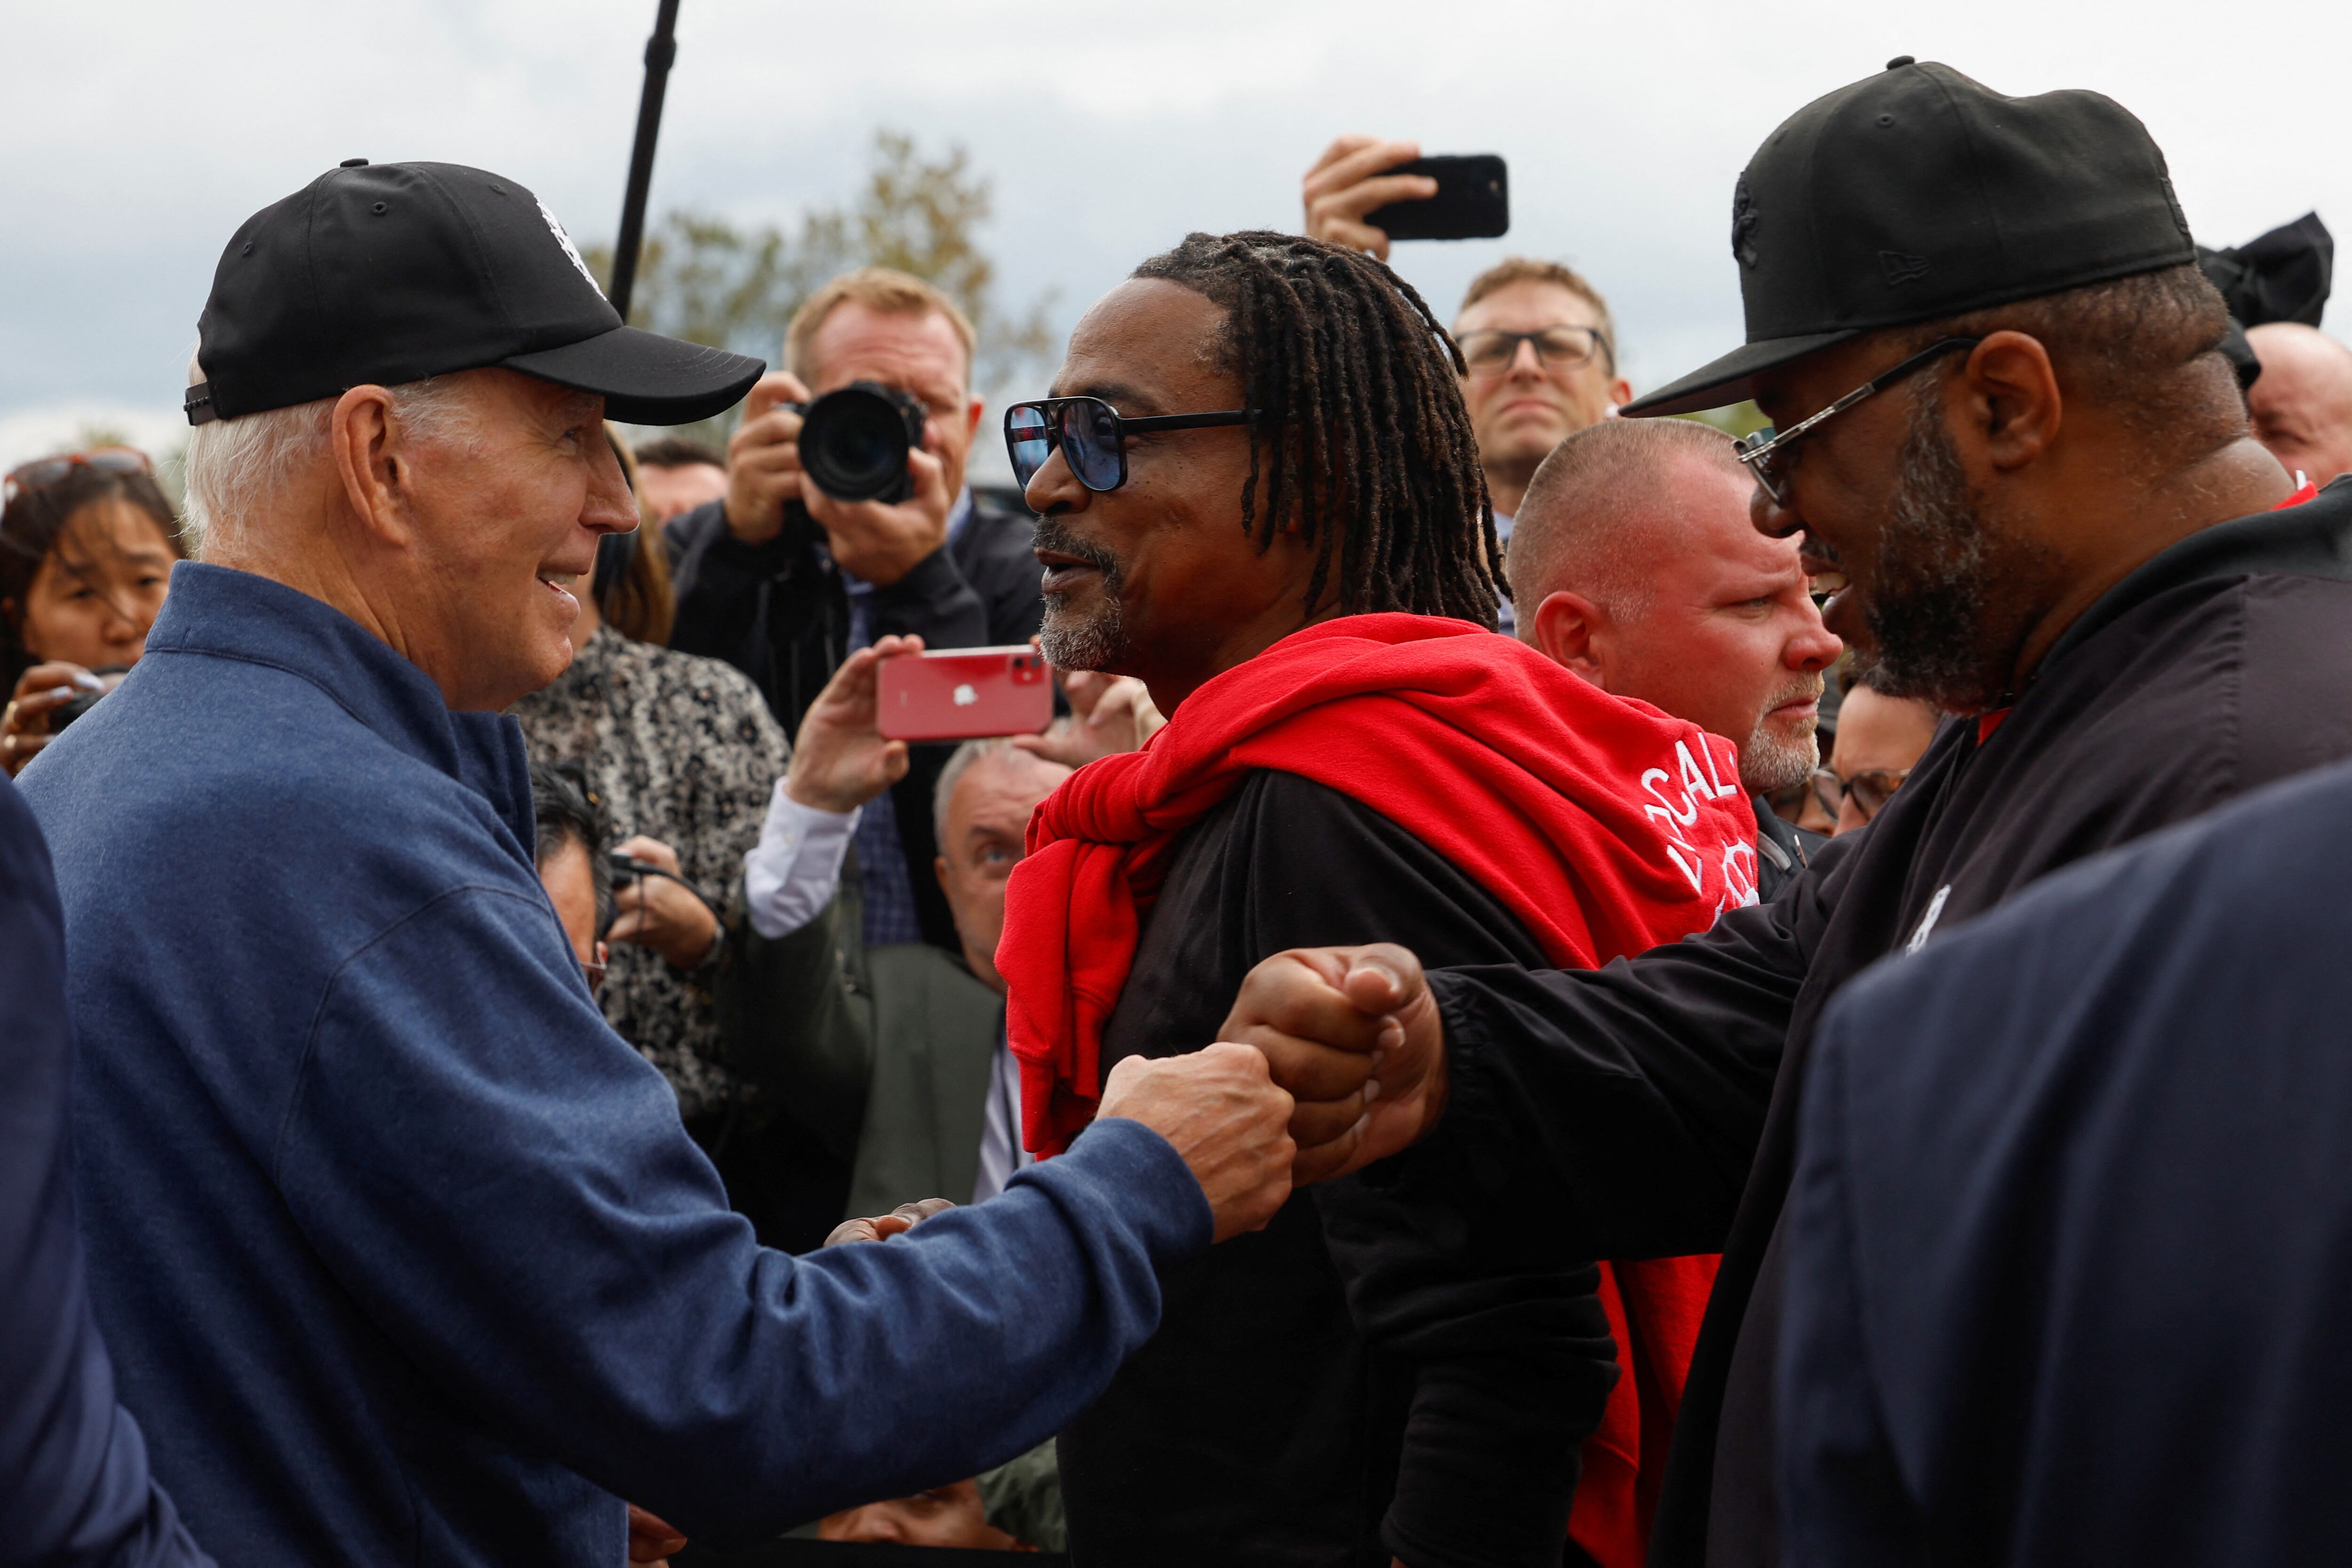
1216,941,1450,1183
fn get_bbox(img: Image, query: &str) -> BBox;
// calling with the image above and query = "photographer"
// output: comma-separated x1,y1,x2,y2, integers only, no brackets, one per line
1304,138,1631,631
1,449,183,776
667,268,1042,950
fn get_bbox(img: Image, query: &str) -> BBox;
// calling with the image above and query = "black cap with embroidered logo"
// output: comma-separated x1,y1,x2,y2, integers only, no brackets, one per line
1624,59,2198,417
184,161,763,426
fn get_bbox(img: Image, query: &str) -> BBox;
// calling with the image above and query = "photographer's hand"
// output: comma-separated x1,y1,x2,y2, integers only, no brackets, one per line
1013,664,1165,766
0,661,102,778
1302,135,1438,263
607,836,720,971
723,371,813,546
804,434,954,588
785,634,922,813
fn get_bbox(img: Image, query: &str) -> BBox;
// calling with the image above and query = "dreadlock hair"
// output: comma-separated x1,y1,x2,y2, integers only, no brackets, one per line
1130,231,1501,627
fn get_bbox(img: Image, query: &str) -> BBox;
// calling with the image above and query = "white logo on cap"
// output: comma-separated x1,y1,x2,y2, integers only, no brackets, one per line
537,199,603,296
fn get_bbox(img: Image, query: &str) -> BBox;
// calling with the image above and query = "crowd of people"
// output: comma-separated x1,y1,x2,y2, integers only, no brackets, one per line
8,54,2352,1568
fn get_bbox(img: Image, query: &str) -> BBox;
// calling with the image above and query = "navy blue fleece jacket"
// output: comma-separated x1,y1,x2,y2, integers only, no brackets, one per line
18,562,1208,1568
0,772,211,1568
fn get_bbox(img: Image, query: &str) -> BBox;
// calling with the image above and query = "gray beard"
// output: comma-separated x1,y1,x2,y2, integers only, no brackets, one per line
1038,593,1133,672
1739,713,1820,796
1031,517,1133,672
1862,390,2002,710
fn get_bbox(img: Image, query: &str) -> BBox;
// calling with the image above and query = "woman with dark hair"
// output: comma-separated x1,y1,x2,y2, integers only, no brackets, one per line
0,450,184,777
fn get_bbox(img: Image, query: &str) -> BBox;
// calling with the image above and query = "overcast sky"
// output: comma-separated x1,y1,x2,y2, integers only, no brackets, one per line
5,0,2347,473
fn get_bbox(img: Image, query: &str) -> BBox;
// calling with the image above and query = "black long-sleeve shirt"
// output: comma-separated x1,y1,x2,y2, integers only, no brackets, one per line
1425,478,2352,1567
1059,771,1617,1568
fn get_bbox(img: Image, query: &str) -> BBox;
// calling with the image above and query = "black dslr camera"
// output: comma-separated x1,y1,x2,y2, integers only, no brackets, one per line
792,381,930,504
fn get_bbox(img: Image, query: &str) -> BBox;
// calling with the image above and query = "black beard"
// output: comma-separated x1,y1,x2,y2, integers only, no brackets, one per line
1863,389,2018,711
1031,517,1132,672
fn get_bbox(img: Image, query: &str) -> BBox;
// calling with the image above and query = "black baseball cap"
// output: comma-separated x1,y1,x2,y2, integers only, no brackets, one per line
1625,59,2197,417
184,160,763,427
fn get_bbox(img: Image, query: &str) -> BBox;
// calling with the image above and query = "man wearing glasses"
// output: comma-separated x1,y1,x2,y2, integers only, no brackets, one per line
1234,59,2352,1568
996,229,1756,1568
1303,140,1630,633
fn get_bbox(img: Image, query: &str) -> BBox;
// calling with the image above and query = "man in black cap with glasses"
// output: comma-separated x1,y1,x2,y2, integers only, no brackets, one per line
1225,58,2352,1567
13,160,1300,1568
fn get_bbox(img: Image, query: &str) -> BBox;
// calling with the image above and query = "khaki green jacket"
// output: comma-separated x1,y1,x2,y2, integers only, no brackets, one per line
717,874,1005,1219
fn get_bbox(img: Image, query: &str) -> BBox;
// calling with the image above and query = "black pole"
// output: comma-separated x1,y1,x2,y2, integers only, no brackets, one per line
609,0,681,322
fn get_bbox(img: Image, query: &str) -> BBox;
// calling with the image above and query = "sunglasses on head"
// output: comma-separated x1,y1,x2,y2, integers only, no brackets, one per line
1004,397,1254,494
3,446,152,509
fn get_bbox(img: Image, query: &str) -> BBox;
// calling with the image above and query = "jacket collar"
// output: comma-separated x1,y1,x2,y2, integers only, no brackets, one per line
2039,474,2352,679
144,562,536,852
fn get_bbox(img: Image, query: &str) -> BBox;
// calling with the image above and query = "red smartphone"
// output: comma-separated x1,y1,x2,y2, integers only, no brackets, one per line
877,646,1054,741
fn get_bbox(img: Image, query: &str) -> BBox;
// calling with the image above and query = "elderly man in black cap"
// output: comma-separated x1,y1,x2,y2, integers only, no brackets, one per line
1225,59,2352,1567
15,160,1301,1568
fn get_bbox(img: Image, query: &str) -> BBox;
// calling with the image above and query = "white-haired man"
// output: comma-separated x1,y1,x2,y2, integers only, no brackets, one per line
17,160,1299,1568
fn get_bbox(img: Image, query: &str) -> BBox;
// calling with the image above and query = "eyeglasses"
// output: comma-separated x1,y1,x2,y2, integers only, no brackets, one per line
1004,397,1253,494
1456,326,1613,377
1733,337,1981,511
1802,765,1911,824
3,446,152,509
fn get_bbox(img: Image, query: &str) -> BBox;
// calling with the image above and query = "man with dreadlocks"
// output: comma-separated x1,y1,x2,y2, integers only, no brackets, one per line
991,230,1756,1566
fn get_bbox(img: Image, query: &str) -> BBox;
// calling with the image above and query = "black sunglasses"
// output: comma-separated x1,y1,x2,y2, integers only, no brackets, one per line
1734,336,1981,513
1004,397,1253,494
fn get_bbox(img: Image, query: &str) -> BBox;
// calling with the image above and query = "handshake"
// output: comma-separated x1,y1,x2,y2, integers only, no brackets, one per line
837,942,1452,1248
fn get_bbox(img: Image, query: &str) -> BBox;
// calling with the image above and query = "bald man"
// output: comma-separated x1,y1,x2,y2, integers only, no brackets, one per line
2248,322,2352,485
1508,418,1843,896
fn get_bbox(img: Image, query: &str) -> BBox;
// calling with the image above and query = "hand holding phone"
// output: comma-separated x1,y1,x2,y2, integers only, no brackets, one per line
1302,139,1509,255
786,635,922,814
1303,136,1440,261
877,646,1054,742
1364,154,1509,242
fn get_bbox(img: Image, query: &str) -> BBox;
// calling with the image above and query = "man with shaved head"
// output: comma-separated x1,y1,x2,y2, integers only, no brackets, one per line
2248,321,2352,485
1508,419,1842,897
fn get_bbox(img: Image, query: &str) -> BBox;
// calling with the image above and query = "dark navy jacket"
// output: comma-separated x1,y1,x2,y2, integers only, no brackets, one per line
1783,755,2352,1565
0,775,210,1568
18,562,1208,1568
1419,476,2352,1565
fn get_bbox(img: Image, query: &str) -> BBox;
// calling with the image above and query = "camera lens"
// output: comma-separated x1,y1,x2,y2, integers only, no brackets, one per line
799,382,930,504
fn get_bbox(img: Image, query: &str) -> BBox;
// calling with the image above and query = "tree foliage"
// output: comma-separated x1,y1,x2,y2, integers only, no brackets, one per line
586,130,1055,439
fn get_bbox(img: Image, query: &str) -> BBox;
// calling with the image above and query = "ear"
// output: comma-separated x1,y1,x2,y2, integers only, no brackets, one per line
329,384,419,547
1954,331,2062,473
962,395,985,444
934,854,950,892
1608,375,1633,410
1530,589,1611,686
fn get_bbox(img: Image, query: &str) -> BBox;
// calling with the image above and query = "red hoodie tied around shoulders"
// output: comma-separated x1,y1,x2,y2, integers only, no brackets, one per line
996,612,1755,1568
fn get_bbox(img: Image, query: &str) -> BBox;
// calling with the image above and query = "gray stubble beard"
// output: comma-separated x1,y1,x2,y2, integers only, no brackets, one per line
1038,593,1133,673
1739,710,1820,796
